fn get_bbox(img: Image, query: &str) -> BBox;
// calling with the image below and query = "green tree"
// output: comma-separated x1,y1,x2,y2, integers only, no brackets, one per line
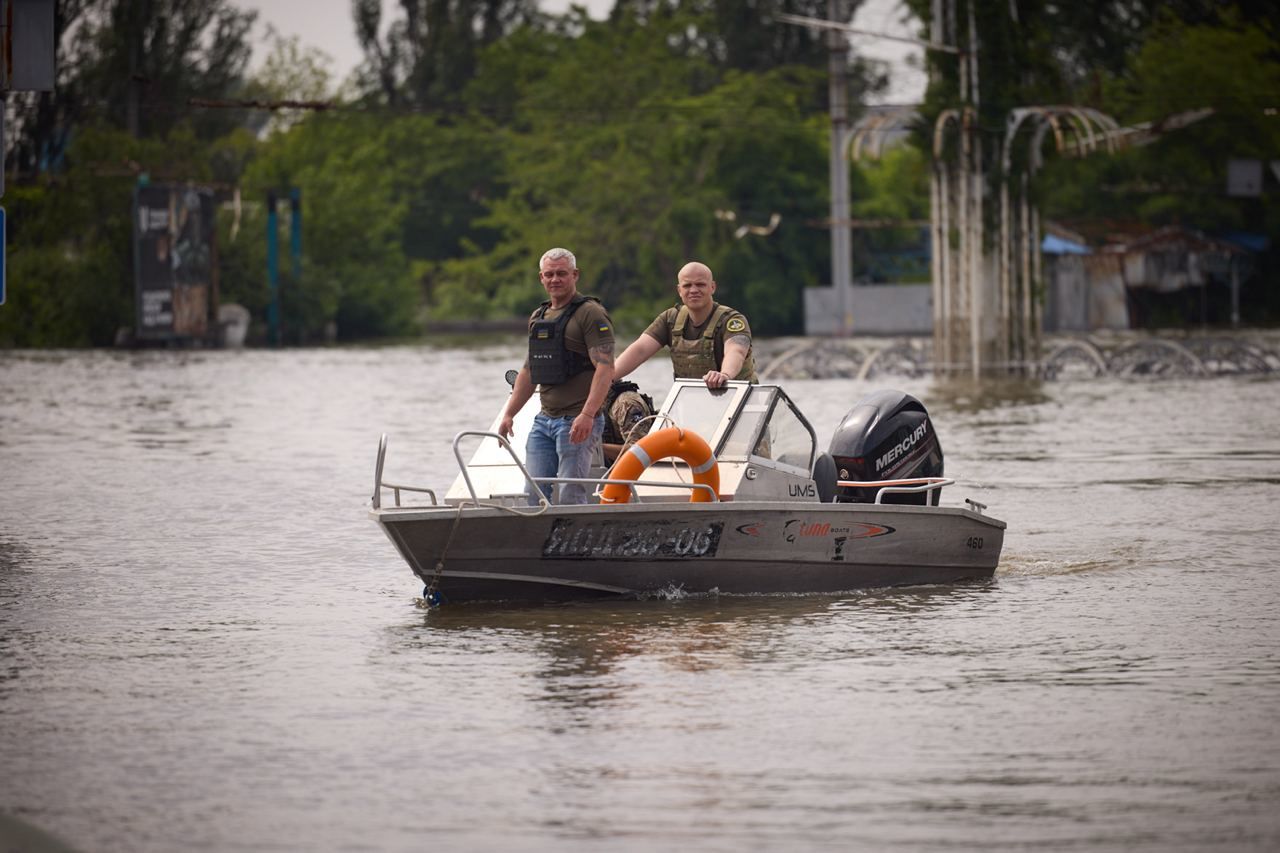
240,29,336,138
433,16,829,334
849,144,931,282
73,0,257,140
352,0,538,110
5,0,93,177
232,109,504,341
1040,9,1280,234
0,124,218,347
609,0,836,72
2,0,259,346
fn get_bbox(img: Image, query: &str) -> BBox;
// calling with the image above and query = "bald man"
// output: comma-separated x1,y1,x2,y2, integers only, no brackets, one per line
613,261,757,389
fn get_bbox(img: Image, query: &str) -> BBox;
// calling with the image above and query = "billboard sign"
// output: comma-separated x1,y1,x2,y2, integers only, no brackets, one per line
133,185,215,340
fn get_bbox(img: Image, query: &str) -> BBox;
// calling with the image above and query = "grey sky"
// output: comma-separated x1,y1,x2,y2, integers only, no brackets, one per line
233,0,924,103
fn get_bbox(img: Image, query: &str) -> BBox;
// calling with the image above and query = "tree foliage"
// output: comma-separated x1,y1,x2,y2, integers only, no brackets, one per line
2,0,260,347
905,2,1279,247
609,0,835,72
1039,9,1280,235
9,0,1275,347
74,0,257,138
0,124,216,346
429,14,829,334
352,0,539,111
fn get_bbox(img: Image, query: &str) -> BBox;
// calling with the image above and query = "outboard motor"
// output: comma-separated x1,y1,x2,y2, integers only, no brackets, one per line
829,390,944,505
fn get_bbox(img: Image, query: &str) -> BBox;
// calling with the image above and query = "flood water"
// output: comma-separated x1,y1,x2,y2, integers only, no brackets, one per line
2,343,1279,852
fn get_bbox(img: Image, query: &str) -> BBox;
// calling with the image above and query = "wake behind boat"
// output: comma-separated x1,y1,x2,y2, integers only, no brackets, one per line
370,380,1005,604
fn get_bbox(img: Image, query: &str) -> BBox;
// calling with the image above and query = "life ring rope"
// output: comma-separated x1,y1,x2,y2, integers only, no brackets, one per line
600,426,720,504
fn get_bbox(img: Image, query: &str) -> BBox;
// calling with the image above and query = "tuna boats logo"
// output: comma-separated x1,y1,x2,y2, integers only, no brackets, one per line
783,520,833,541
782,519,896,543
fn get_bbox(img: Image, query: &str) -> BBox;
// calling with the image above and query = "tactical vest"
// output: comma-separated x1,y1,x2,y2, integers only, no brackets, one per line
603,381,656,445
669,304,758,382
528,295,597,386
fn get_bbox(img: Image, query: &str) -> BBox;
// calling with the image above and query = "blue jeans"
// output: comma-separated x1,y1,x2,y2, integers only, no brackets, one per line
525,412,604,505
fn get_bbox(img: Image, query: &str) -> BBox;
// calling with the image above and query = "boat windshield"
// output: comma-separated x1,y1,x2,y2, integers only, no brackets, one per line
754,393,816,473
719,386,816,473
719,386,774,459
657,382,816,475
661,382,744,451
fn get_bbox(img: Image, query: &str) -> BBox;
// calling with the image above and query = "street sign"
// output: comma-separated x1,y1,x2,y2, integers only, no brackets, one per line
1227,158,1263,198
3,0,57,91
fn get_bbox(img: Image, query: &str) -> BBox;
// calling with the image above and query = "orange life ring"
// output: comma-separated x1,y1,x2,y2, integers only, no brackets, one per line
600,427,720,504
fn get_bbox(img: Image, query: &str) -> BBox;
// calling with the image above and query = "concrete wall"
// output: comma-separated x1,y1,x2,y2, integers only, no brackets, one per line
804,284,933,336
1042,255,1130,331
1044,255,1090,331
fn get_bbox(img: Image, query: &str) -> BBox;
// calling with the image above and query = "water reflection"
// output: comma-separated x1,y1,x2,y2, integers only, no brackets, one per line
5,347,1280,852
392,583,999,692
925,376,1053,413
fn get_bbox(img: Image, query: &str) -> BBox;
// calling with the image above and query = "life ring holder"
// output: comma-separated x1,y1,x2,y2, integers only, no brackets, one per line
600,426,720,504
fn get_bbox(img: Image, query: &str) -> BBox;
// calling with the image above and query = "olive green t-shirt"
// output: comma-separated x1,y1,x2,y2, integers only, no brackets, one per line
643,303,752,357
527,298,615,418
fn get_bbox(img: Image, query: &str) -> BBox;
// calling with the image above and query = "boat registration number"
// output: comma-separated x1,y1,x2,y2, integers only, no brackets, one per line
542,519,723,560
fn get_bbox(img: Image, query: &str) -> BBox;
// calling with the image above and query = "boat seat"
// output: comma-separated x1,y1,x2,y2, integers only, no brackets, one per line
812,452,838,503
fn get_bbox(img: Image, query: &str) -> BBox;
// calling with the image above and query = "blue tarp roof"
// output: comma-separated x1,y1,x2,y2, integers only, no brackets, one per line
1218,232,1270,253
1042,234,1091,255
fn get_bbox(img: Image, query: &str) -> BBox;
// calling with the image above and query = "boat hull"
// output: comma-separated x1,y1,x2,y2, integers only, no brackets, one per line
372,501,1005,604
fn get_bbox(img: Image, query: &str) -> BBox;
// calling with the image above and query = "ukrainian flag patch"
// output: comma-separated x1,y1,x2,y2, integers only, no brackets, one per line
599,324,611,333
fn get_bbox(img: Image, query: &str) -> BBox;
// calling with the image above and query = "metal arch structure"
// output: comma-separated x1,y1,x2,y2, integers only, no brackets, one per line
856,340,929,381
924,2,1151,380
931,107,984,379
1184,338,1279,375
1108,339,1208,378
1040,339,1109,380
756,338,869,381
998,106,1123,377
933,102,1126,380
778,2,1216,379
845,105,921,163
926,0,986,379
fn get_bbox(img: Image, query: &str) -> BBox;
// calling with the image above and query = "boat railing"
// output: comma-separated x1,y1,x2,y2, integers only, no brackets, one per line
836,476,955,505
450,430,552,512
450,431,719,507
382,482,439,508
379,434,957,510
589,478,719,502
375,431,720,512
373,435,440,510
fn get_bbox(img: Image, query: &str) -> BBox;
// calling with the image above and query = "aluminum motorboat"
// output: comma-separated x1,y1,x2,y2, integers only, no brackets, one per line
370,380,1005,604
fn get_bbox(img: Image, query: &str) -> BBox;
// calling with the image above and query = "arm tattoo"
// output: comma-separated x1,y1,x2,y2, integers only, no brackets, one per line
727,334,751,350
589,342,615,366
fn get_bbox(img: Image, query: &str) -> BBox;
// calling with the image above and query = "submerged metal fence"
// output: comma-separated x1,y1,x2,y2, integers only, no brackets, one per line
755,333,1280,382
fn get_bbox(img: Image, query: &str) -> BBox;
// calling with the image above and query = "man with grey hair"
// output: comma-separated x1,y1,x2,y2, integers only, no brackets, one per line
499,248,615,504
614,260,756,388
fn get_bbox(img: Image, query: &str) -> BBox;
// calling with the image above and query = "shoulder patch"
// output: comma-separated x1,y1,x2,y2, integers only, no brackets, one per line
726,317,746,333
598,324,611,333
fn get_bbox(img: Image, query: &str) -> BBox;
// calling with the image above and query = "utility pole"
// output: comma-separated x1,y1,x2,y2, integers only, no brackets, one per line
826,0,853,336
267,191,280,346
779,5,959,338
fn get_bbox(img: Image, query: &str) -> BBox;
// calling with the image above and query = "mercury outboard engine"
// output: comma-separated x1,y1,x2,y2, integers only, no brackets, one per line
829,390,944,505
